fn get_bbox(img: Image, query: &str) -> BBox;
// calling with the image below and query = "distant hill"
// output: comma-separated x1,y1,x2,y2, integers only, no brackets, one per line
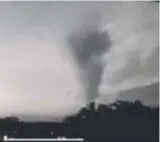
9,114,64,122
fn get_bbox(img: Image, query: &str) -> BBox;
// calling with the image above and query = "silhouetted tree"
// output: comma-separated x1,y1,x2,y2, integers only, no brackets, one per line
0,100,158,142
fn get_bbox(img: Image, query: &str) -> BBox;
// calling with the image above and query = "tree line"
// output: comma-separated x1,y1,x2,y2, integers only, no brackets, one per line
0,100,158,142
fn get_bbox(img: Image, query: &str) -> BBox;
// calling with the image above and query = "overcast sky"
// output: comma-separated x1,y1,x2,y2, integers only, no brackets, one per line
0,1,158,120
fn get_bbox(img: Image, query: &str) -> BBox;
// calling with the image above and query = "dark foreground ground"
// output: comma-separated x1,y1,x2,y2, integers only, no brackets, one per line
0,100,159,142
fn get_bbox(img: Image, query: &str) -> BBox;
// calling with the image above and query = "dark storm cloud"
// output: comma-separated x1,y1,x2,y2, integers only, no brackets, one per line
116,82,159,106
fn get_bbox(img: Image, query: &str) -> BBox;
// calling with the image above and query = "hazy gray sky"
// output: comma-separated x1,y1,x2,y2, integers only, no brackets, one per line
0,1,158,120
